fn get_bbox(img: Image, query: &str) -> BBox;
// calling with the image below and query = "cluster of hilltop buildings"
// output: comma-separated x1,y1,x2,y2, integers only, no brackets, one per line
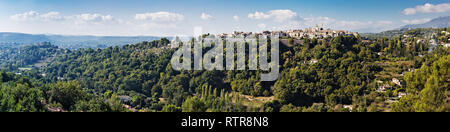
217,25,359,39
170,25,361,48
402,30,450,49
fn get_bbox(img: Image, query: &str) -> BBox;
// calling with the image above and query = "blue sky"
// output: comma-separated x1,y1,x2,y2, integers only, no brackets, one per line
0,0,449,36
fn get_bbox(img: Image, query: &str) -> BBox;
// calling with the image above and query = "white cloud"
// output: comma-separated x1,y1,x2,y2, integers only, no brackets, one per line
248,9,298,22
102,15,114,21
40,12,65,21
135,12,184,22
200,13,213,20
403,3,450,15
10,11,39,21
7,10,192,36
10,11,65,21
248,12,270,19
70,14,116,25
10,11,114,23
233,15,239,21
402,18,432,24
76,14,114,22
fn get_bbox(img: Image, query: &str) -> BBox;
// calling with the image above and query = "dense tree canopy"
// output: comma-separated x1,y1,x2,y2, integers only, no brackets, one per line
0,28,448,112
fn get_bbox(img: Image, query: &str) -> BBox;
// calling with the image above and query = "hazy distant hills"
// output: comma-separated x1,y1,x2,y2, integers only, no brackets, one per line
0,32,164,49
2,16,448,49
360,16,449,39
401,16,450,29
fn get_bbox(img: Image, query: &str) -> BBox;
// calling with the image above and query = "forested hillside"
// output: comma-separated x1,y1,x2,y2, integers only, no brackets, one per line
0,42,66,71
0,28,448,112
43,38,173,110
0,70,126,112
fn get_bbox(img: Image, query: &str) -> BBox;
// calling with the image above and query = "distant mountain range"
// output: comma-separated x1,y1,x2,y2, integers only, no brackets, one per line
0,32,164,49
401,16,450,29
360,16,449,39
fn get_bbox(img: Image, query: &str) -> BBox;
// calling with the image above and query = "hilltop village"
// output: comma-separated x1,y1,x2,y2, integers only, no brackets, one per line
218,25,359,39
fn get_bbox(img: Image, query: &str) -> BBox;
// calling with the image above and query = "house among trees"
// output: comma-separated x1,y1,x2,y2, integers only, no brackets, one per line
398,92,407,98
343,105,354,111
392,78,401,87
377,84,392,92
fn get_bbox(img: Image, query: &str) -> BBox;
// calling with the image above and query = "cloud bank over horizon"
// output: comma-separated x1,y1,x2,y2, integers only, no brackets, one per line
1,1,449,36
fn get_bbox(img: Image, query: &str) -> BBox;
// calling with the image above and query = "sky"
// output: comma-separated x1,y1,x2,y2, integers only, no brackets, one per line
0,0,449,36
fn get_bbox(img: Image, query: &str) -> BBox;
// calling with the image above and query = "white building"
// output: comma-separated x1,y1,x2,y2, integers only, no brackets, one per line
392,78,401,87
